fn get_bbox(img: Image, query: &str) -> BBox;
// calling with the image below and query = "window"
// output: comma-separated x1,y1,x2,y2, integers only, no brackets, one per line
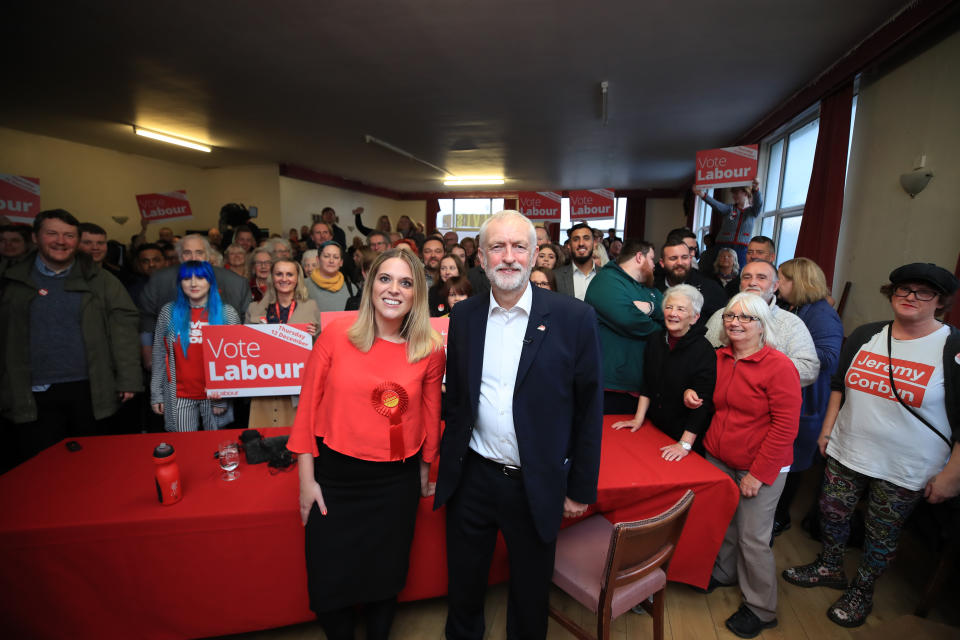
437,196,628,240
559,197,627,238
436,198,505,236
757,112,819,265
692,188,715,249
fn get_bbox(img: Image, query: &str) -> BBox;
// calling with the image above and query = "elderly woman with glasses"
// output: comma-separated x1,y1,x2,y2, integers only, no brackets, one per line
612,284,716,460
783,263,960,629
701,292,801,639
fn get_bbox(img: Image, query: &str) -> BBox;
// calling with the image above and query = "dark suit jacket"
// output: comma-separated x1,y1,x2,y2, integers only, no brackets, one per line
553,263,575,297
138,264,252,334
434,285,604,542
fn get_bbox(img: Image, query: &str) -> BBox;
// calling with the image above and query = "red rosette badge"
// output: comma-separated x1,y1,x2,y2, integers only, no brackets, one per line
371,382,410,459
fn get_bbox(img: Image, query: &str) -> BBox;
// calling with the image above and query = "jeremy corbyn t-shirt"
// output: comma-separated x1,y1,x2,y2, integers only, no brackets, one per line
827,324,950,490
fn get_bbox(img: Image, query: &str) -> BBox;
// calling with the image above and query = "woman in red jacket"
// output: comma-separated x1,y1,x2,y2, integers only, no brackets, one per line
702,292,801,639
288,247,445,640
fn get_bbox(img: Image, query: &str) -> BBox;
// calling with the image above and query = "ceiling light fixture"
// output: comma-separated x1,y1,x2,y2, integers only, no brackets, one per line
134,127,212,152
443,176,506,186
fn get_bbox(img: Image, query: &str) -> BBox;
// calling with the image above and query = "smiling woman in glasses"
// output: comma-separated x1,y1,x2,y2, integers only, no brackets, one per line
783,262,960,630
697,291,802,639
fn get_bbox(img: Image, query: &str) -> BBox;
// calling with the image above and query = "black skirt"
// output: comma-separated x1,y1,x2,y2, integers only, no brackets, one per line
304,438,421,613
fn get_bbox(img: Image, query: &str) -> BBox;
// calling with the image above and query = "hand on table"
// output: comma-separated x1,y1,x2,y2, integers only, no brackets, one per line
660,443,690,462
683,389,703,409
611,418,642,432
738,473,762,498
300,481,327,524
562,497,588,519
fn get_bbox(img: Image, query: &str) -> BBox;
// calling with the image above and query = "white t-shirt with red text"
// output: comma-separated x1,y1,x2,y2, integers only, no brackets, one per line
828,324,950,490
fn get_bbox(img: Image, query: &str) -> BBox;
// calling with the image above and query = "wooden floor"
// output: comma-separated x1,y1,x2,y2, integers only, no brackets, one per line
218,473,959,640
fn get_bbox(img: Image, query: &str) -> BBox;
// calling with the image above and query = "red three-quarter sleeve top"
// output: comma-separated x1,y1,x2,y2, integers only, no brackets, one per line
287,317,446,463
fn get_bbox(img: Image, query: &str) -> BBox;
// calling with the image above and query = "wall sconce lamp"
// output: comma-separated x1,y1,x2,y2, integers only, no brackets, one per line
900,155,933,198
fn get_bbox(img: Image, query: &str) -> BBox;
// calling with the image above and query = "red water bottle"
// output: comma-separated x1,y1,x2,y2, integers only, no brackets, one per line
153,443,182,505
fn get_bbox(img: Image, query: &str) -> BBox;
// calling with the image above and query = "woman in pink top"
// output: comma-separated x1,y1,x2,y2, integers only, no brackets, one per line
287,247,445,640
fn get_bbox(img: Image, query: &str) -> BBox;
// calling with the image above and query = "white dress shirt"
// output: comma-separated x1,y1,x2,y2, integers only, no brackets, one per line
572,265,598,300
469,284,533,466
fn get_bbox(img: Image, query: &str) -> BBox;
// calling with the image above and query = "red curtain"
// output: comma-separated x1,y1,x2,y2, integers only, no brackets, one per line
425,198,440,234
794,82,854,286
623,197,646,239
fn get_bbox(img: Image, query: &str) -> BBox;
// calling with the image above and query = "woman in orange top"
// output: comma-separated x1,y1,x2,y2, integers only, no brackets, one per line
287,247,445,640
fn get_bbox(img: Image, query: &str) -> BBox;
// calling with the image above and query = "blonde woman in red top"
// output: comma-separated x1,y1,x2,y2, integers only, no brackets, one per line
287,247,445,640
701,292,801,639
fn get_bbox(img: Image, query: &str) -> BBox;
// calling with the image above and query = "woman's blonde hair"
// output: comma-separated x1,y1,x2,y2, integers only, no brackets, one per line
263,259,310,304
347,247,442,362
717,292,780,350
778,257,830,306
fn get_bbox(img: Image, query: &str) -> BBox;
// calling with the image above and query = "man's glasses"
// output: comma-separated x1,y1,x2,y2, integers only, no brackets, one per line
721,313,759,324
893,285,937,301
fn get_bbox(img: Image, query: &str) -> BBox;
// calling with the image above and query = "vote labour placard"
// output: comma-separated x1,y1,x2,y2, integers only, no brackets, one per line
202,324,313,397
844,350,934,408
569,189,615,220
694,145,758,189
0,174,41,224
518,191,561,221
136,189,194,223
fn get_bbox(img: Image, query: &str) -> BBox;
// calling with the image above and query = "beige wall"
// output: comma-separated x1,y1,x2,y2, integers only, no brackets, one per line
278,176,426,246
833,31,960,330
644,197,686,250
0,127,281,241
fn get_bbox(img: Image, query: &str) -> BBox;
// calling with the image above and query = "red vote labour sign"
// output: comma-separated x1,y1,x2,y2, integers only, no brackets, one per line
694,145,758,189
569,189,615,220
136,189,194,222
0,174,41,224
202,324,313,397
518,191,561,221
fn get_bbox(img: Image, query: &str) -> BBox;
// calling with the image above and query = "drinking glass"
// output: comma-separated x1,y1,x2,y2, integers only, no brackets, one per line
218,441,240,481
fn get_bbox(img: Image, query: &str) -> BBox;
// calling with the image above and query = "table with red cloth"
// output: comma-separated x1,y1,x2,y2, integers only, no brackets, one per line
0,417,738,640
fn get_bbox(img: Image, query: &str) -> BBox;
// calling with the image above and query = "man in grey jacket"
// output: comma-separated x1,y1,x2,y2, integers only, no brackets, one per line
705,260,819,386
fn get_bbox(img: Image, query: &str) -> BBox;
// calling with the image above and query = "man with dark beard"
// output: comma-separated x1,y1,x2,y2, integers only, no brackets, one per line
654,236,727,327
584,239,665,414
554,222,596,300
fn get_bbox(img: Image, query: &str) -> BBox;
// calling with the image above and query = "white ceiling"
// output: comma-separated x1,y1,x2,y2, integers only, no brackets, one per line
1,0,915,193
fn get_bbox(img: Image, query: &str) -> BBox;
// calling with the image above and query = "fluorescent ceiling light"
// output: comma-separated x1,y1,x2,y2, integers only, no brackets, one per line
443,176,506,186
134,127,212,152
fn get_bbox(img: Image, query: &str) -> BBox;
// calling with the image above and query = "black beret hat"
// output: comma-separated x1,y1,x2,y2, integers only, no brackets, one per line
889,263,958,295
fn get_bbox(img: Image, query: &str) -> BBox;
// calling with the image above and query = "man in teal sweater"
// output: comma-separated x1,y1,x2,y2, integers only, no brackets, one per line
584,239,664,414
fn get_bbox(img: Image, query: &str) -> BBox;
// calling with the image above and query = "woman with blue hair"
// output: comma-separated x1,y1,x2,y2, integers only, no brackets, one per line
151,261,241,431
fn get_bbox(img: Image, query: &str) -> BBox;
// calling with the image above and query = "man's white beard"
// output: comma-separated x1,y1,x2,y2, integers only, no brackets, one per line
486,262,532,292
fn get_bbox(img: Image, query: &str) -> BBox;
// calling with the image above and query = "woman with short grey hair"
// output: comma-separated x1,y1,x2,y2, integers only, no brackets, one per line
612,284,716,461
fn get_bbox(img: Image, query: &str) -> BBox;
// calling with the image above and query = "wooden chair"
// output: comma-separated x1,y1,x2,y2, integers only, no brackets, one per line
549,490,695,640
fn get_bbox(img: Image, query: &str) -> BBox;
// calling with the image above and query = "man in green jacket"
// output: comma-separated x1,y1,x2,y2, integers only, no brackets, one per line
584,239,664,414
0,209,141,471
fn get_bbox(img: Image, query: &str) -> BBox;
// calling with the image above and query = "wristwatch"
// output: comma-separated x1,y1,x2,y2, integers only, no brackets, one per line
678,441,692,451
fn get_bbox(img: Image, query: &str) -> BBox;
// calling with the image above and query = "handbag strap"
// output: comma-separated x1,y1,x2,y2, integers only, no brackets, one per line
886,322,952,449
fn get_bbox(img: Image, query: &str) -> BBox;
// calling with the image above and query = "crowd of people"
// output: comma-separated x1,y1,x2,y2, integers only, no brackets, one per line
1,197,958,639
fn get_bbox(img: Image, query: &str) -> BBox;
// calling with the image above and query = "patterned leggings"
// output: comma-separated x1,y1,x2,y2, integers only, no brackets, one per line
819,456,923,589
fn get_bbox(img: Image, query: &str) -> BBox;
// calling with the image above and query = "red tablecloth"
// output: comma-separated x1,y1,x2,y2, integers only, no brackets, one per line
0,417,737,639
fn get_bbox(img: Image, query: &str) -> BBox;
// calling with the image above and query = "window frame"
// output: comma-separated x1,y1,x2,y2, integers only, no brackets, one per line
755,104,820,265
